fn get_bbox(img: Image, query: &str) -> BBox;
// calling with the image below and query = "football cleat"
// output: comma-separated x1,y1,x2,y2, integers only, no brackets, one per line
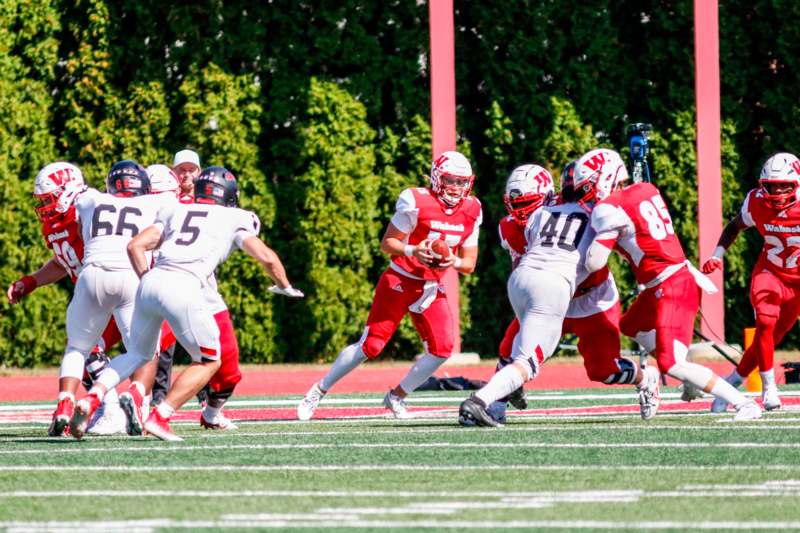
70,393,102,440
119,385,145,436
506,386,528,410
733,399,762,421
710,372,744,413
86,403,128,436
144,409,183,442
458,396,502,428
383,390,413,419
297,382,326,421
763,386,782,411
48,397,74,437
200,411,239,430
637,366,661,421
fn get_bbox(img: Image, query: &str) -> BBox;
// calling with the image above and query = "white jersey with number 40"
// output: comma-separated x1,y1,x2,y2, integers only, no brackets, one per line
153,202,261,282
519,202,596,294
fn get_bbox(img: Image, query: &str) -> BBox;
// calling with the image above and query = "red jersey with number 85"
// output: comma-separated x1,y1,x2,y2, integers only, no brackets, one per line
591,182,686,286
390,187,482,280
41,206,85,282
741,188,800,285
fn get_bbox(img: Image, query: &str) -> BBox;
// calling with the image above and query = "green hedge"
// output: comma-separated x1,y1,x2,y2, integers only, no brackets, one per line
1,1,797,366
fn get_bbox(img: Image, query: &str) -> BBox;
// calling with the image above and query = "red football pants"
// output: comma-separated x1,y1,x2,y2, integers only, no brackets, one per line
361,268,454,359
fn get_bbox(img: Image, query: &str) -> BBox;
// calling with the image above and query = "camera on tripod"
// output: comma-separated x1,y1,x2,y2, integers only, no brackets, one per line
626,122,653,183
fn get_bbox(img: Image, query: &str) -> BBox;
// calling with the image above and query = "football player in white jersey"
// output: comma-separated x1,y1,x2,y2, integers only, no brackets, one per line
71,167,303,441
459,180,596,427
58,160,175,435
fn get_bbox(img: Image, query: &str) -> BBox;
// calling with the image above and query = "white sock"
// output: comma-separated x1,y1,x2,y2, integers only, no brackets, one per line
668,362,748,408
157,401,175,419
103,387,120,406
57,392,75,402
319,343,367,392
202,405,221,420
475,365,527,406
95,367,121,396
760,369,776,389
59,350,85,380
398,353,447,395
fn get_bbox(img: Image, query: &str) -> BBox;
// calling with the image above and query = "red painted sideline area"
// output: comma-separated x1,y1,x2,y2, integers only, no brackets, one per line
0,360,744,403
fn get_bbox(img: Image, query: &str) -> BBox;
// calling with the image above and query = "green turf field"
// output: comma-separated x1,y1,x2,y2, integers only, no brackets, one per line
1,387,800,532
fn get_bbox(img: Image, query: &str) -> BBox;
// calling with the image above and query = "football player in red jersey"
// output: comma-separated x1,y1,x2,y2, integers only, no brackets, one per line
701,152,800,412
298,151,483,420
578,148,761,421
493,161,661,422
6,162,126,436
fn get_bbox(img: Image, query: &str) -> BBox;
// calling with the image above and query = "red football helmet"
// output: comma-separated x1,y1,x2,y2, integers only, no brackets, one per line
573,149,629,204
503,164,554,226
33,162,85,220
759,152,800,209
429,151,474,208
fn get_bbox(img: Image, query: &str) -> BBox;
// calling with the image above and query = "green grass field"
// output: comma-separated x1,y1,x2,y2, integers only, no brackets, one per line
1,387,800,532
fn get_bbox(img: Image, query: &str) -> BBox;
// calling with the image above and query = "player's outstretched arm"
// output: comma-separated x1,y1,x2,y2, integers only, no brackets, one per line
701,214,748,274
380,223,434,266
127,225,163,278
240,236,303,298
586,239,613,273
6,258,68,304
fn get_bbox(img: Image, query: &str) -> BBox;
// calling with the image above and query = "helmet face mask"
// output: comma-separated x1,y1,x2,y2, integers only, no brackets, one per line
573,149,629,204
194,166,239,207
430,151,474,208
503,164,554,225
106,160,151,197
759,152,800,209
33,162,85,220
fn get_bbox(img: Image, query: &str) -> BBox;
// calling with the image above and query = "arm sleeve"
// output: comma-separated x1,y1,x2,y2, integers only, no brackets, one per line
591,203,624,243
462,205,483,248
153,202,177,233
389,189,418,234
585,240,613,273
234,210,262,248
498,222,510,251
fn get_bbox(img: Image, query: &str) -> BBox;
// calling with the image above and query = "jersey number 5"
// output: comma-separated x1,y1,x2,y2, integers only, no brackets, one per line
175,211,209,246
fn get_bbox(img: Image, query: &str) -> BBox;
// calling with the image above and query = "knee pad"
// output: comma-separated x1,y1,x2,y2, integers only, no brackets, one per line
361,334,387,359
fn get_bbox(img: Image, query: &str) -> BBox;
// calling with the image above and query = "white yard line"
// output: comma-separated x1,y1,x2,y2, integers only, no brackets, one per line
1,440,800,455
1,464,800,472
6,390,799,412
3,518,800,530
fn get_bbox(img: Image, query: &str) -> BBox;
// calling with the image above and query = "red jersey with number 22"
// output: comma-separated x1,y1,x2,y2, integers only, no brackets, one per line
591,182,686,286
741,188,800,285
390,187,482,281
41,206,85,283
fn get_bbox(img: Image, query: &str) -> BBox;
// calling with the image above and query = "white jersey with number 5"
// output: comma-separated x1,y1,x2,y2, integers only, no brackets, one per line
75,188,176,272
519,202,595,295
153,203,261,283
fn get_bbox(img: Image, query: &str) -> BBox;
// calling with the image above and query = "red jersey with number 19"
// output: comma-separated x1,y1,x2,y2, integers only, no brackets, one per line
41,206,85,283
741,188,800,285
390,187,482,281
591,182,686,286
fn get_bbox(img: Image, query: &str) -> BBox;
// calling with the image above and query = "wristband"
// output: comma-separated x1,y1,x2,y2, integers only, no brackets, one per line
712,246,726,259
404,245,415,257
19,275,38,294
453,256,463,269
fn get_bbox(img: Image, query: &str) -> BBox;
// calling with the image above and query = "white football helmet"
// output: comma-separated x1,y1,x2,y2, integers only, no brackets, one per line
759,152,800,208
430,151,474,208
503,164,554,225
146,164,180,196
573,148,629,203
33,162,85,220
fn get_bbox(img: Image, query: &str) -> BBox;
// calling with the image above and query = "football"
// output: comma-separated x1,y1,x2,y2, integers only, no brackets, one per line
429,239,450,267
